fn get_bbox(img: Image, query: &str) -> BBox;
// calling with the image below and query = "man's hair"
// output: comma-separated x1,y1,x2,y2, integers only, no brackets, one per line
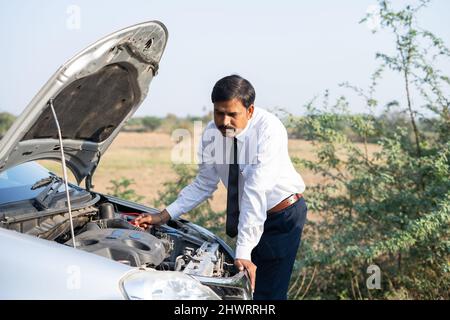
211,75,255,109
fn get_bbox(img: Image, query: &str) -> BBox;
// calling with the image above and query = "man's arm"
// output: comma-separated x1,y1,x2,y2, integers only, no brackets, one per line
165,162,220,219
134,162,219,227
136,129,220,227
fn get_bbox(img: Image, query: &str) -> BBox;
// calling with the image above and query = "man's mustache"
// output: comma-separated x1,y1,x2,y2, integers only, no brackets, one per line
218,125,235,131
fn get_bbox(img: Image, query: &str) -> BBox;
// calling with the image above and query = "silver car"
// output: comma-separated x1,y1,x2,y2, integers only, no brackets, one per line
0,21,251,300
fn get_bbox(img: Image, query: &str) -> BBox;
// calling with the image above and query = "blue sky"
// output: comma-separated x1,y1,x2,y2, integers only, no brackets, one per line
1,0,449,117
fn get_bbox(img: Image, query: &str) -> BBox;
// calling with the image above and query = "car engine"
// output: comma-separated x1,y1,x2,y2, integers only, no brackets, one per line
1,198,233,278
64,216,229,278
65,223,171,268
1,194,252,299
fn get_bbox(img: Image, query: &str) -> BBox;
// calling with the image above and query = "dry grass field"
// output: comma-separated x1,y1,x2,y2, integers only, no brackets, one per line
38,132,379,214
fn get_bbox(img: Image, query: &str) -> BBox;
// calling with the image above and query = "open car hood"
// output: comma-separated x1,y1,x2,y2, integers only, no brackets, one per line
0,21,168,184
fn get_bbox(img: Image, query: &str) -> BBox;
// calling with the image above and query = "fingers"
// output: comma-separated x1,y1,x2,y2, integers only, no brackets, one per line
246,265,256,293
134,215,153,229
234,259,257,293
235,260,244,271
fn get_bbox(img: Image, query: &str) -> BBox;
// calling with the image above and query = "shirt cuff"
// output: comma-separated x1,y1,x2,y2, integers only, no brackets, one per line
235,244,254,261
165,201,184,220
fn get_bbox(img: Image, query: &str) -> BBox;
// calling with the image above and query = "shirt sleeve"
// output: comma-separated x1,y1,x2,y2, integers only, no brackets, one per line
165,132,220,219
235,123,285,260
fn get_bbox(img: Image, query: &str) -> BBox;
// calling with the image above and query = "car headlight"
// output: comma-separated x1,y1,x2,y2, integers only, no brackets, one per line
120,269,221,300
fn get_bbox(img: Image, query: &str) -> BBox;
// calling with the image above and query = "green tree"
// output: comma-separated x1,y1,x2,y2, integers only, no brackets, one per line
289,0,449,299
107,177,145,202
141,116,162,131
0,112,16,138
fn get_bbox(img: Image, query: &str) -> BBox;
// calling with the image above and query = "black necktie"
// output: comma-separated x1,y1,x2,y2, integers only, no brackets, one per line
226,137,239,238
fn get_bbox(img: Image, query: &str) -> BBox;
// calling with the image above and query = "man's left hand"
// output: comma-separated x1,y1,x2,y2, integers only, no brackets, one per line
234,259,257,293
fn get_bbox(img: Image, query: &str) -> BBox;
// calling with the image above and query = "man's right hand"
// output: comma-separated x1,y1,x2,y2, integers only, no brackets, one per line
134,209,171,229
234,258,257,293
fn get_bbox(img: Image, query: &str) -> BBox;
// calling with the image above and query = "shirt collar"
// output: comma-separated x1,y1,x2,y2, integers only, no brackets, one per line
234,109,255,142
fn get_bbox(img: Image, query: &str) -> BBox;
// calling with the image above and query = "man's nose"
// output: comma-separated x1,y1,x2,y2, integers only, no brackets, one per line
223,115,232,126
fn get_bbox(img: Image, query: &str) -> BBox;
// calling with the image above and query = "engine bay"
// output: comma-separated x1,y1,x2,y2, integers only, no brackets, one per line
1,191,252,299
1,197,235,279
66,215,232,279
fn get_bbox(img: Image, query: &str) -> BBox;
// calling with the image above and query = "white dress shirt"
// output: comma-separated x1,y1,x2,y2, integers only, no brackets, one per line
166,107,306,260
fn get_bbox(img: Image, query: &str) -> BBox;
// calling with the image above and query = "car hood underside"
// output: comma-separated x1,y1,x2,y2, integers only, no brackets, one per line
0,21,168,184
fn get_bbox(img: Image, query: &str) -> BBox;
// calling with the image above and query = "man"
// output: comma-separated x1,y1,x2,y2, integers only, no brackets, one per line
135,75,307,300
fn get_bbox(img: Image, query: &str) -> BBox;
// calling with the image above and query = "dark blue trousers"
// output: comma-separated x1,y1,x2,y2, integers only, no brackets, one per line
251,197,307,300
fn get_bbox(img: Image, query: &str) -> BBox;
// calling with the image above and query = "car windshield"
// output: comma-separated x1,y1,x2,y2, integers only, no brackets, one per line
0,162,66,205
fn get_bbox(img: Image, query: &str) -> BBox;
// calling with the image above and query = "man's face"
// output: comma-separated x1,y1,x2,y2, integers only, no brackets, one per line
213,98,254,138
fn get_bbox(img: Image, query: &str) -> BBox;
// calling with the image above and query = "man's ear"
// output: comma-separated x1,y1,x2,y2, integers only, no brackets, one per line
247,104,255,119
